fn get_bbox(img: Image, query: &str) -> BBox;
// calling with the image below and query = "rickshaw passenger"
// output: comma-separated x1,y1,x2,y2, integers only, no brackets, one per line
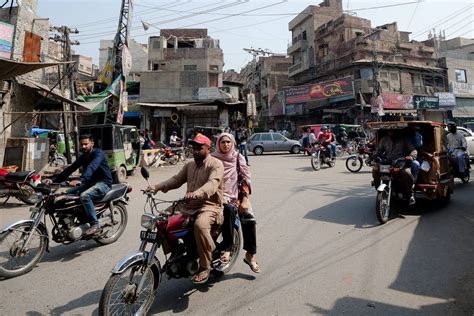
408,126,423,181
374,130,418,204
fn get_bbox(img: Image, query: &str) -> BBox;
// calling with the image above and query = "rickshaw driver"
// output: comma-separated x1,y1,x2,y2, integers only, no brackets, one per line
447,123,468,174
374,130,418,205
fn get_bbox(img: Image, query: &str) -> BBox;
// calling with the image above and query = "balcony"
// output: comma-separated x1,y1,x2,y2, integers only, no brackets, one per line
287,40,308,55
288,62,303,76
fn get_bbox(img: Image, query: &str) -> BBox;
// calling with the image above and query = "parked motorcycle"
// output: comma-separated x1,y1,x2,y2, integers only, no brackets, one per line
449,149,470,183
48,144,66,167
98,167,241,315
345,142,374,173
311,143,335,171
0,169,41,205
0,181,130,278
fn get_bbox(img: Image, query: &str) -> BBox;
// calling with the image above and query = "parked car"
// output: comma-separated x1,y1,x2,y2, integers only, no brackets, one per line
455,127,474,160
248,132,301,155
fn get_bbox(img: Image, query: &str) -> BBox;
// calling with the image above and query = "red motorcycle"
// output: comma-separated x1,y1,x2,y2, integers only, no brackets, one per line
98,167,241,314
0,169,41,205
311,142,335,171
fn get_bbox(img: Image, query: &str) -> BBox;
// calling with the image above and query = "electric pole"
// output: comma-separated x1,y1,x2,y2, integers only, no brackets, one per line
104,0,133,124
50,26,80,163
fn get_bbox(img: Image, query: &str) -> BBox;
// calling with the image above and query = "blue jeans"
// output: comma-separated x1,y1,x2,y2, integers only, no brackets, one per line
67,182,110,225
240,143,249,165
411,160,420,180
327,144,336,157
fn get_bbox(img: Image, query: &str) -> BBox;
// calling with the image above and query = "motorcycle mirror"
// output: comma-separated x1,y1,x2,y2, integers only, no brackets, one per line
140,167,150,180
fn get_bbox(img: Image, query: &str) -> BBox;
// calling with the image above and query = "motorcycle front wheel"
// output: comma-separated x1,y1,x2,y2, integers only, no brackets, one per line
345,156,363,173
99,263,157,316
95,202,128,245
375,190,390,224
311,153,321,171
0,222,47,278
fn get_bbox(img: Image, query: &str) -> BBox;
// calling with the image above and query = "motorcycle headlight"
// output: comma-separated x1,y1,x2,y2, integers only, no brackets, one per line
141,213,158,230
379,165,391,173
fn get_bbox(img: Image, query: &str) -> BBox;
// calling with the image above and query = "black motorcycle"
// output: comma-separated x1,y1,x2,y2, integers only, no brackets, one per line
0,169,41,205
449,149,470,183
0,182,130,278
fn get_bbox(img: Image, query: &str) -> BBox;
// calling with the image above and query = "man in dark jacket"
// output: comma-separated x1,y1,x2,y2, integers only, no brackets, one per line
52,134,113,235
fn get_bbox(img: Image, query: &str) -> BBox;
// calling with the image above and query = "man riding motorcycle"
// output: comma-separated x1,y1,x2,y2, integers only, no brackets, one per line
51,134,113,235
317,126,336,159
373,130,418,205
147,133,224,284
447,123,468,176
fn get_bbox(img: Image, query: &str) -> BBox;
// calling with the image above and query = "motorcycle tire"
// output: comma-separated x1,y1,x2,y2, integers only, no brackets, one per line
311,154,321,171
0,222,48,278
328,160,336,168
49,156,66,167
215,227,242,275
345,156,363,173
95,202,128,245
461,172,470,183
168,156,179,165
99,262,157,316
375,190,390,224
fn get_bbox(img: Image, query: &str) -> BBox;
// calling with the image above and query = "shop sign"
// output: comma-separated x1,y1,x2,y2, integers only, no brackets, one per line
371,92,413,111
0,21,14,59
153,109,172,117
284,77,354,104
451,82,474,96
413,95,439,109
285,103,304,116
433,92,456,108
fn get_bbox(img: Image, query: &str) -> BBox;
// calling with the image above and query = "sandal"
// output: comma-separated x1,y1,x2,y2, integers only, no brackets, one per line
192,268,210,284
243,258,261,273
220,251,231,264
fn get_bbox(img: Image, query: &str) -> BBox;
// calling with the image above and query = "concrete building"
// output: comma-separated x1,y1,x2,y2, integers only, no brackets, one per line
99,38,148,80
437,38,474,123
283,5,449,129
72,54,97,80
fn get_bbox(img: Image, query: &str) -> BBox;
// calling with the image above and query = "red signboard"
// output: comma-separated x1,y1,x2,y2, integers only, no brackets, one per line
371,92,413,112
285,77,354,104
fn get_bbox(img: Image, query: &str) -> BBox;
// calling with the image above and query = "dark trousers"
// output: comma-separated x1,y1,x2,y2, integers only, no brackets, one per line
221,203,257,255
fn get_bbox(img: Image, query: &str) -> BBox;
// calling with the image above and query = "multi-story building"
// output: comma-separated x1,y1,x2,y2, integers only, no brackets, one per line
284,4,448,128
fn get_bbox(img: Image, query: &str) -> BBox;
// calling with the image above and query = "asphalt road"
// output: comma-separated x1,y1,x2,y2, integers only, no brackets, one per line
0,153,473,315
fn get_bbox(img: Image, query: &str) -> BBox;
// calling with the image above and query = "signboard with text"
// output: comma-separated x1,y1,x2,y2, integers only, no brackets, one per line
371,92,413,111
451,82,474,96
434,92,456,109
413,95,439,109
0,21,14,59
284,77,354,104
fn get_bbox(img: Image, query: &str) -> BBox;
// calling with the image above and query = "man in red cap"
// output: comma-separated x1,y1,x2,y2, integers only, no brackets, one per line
148,133,224,284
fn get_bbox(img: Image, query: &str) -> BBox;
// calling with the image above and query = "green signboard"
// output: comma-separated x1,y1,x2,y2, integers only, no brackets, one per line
413,95,439,109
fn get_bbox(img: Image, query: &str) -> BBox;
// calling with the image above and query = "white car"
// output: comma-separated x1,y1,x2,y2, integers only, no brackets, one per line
454,127,474,160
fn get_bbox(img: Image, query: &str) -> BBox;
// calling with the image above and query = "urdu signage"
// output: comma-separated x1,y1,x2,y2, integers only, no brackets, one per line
413,95,439,109
451,82,474,96
284,77,354,104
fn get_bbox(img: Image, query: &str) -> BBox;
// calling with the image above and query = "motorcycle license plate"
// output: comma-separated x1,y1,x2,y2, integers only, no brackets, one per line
140,230,158,242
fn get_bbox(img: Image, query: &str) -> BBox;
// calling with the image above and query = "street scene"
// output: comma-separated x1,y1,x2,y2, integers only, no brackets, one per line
0,0,474,315
1,155,473,315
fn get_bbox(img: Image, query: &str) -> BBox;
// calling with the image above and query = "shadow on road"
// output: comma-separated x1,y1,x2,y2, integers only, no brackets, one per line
27,289,101,316
41,241,99,263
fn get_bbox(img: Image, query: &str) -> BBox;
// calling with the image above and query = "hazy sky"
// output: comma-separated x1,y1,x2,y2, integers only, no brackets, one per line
38,0,474,71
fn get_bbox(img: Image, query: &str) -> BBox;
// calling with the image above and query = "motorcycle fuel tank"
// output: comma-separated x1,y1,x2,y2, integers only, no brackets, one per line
166,213,191,241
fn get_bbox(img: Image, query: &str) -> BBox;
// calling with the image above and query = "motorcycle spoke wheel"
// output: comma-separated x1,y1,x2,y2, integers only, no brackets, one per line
345,157,363,173
215,227,242,274
95,203,128,245
0,223,47,278
311,155,321,171
99,265,156,316
375,190,390,224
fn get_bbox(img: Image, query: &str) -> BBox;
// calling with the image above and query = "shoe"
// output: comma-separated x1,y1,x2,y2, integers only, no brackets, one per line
85,224,99,236
409,196,416,206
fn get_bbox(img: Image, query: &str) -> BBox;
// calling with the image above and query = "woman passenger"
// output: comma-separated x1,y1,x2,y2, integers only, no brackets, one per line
213,133,261,273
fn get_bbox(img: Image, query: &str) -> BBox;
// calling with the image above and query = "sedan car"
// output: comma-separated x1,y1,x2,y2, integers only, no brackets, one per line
455,127,474,160
247,132,301,155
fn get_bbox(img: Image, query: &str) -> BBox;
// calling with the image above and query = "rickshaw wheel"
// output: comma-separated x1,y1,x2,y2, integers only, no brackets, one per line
116,166,127,183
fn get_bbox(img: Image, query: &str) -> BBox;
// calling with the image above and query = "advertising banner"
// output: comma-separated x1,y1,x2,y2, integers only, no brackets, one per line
284,77,354,104
0,21,14,59
434,92,456,109
371,92,413,112
413,95,439,109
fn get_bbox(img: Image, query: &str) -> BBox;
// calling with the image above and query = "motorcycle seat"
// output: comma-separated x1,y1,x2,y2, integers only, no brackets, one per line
5,170,35,182
95,183,128,203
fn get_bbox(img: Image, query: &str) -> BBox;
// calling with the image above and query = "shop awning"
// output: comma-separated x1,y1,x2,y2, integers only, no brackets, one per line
137,102,207,108
0,58,74,80
16,78,105,112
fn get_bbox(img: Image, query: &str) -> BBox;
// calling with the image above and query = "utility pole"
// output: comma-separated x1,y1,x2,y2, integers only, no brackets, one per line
104,0,133,124
50,26,80,163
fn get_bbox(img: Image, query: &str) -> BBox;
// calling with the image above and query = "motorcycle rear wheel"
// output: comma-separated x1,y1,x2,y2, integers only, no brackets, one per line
99,263,156,316
375,190,390,224
95,202,128,245
215,227,242,274
345,156,363,173
0,222,47,278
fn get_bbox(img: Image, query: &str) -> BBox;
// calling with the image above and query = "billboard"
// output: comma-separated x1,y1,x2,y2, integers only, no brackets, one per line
284,77,354,104
0,21,14,59
371,92,413,112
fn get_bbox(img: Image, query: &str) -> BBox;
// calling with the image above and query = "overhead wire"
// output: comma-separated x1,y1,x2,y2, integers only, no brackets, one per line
445,19,474,38
406,0,421,30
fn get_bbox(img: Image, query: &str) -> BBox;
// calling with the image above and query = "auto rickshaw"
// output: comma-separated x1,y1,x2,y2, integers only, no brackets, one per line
79,124,140,183
368,121,453,224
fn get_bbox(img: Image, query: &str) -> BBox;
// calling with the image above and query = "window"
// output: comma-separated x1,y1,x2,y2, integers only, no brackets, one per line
455,69,467,83
251,134,260,141
340,33,344,42
209,65,219,71
152,63,159,70
260,133,272,141
23,31,41,62
302,31,307,40
390,73,399,81
272,133,285,141
318,44,329,59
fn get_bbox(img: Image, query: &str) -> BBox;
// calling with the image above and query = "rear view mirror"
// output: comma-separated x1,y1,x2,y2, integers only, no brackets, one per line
140,167,149,180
